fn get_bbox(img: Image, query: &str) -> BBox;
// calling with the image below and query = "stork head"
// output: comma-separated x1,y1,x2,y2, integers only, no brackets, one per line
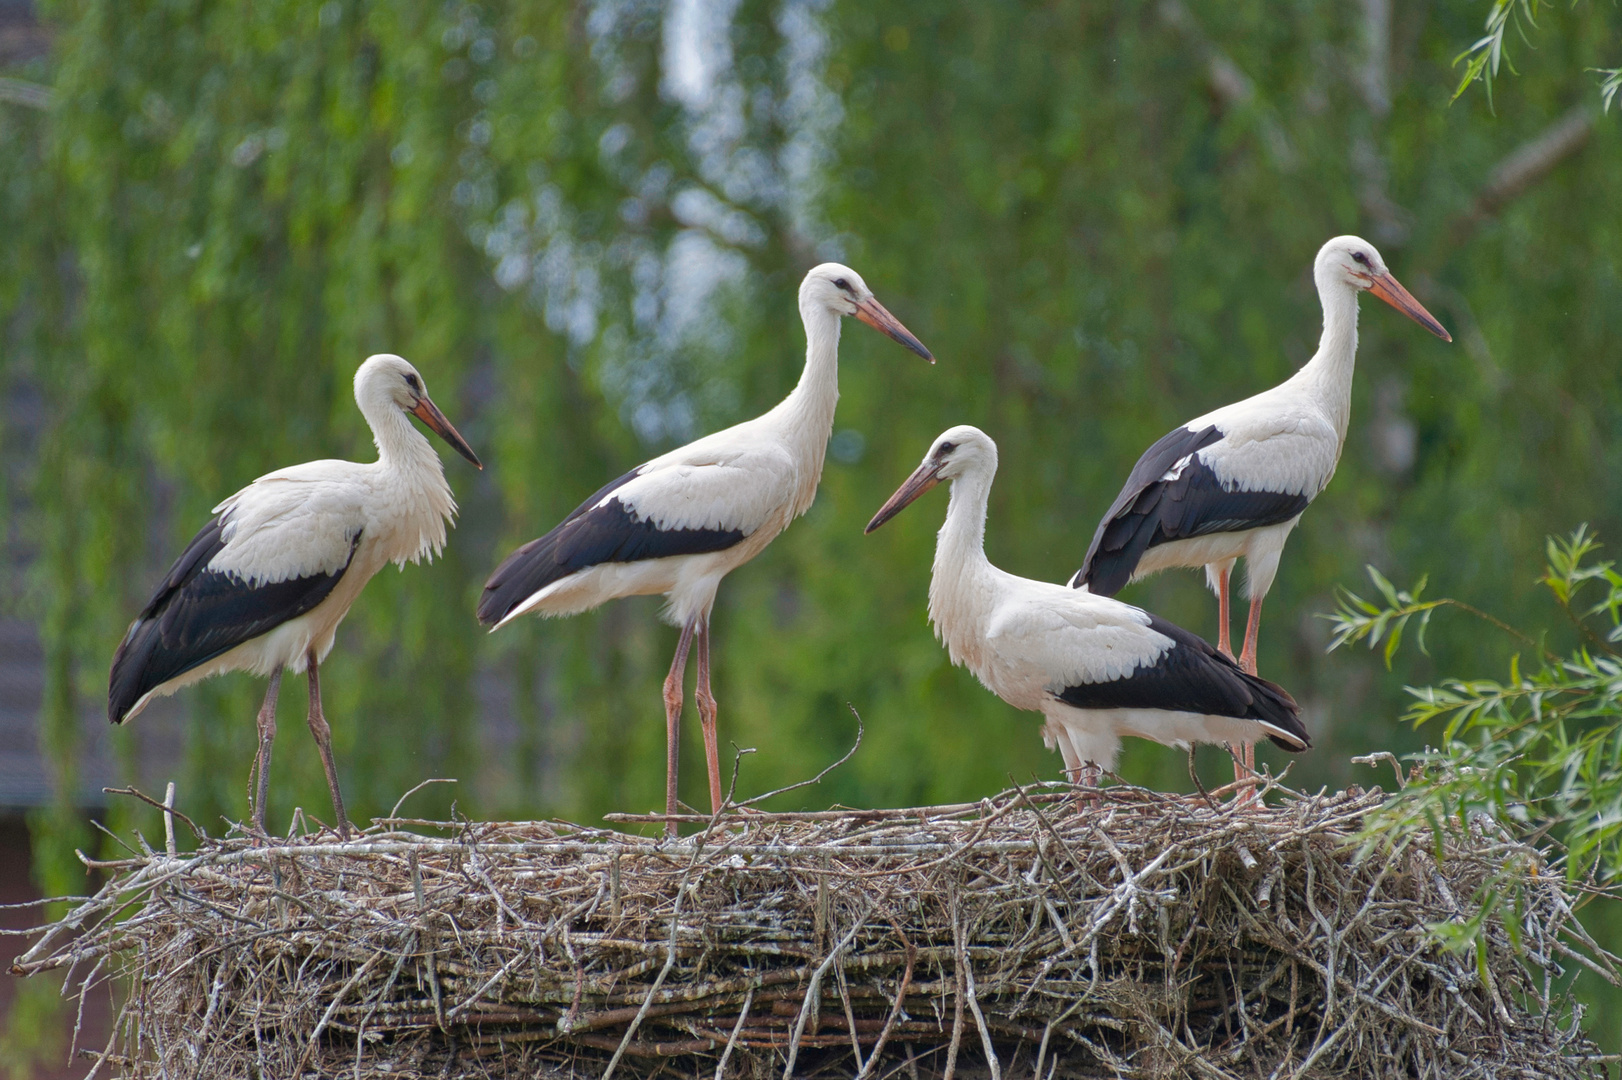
800,263,934,362
865,425,996,533
355,354,483,468
1315,236,1452,341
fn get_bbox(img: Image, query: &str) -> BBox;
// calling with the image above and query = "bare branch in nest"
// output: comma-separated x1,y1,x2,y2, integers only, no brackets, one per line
617,705,867,832
736,704,864,809
9,781,1612,1079
102,785,206,841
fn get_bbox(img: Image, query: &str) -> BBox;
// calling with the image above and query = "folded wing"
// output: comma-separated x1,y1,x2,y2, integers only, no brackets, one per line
477,449,795,625
1074,423,1312,596
108,514,362,724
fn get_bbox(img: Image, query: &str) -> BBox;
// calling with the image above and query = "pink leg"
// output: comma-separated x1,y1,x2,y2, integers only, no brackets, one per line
1079,762,1104,811
304,651,351,840
1215,563,1234,660
1239,595,1263,676
1234,596,1265,804
250,670,283,837
661,621,698,838
694,621,723,815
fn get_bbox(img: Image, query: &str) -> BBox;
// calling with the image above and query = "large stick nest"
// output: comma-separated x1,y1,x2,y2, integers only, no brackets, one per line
10,783,1617,1079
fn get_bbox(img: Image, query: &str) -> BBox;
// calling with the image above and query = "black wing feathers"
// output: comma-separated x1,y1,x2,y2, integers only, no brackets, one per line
1076,424,1311,596
477,467,747,625
1056,615,1308,751
108,518,360,724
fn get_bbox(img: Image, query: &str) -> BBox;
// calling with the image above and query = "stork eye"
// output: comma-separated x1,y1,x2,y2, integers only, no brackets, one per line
1351,252,1371,267
833,277,850,292
404,373,422,394
937,441,957,456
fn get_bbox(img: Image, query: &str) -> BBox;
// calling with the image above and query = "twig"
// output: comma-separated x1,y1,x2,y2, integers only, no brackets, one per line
163,782,177,857
713,984,754,1080
289,952,381,1076
737,707,864,810
855,924,916,1080
387,778,457,823
782,885,894,1079
103,786,205,840
956,911,1002,1080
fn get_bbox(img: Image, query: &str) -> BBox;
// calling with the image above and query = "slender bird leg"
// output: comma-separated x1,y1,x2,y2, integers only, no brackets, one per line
1232,596,1266,805
1238,595,1263,676
694,620,724,816
1215,563,1234,660
304,650,351,840
661,621,698,838
1229,744,1259,806
1076,762,1103,811
249,670,283,838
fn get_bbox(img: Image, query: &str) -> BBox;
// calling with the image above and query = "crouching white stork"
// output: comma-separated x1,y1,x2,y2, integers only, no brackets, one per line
867,426,1308,792
478,264,933,832
108,354,482,838
1068,235,1449,785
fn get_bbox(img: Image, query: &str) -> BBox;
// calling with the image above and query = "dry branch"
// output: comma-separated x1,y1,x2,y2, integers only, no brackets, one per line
7,783,1613,1079
1451,105,1596,246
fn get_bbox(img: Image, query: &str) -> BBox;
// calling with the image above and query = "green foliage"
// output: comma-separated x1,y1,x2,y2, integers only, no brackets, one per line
1327,530,1622,1034
0,0,1617,837
0,980,66,1080
1452,0,1622,108
1599,65,1622,113
1329,527,1622,885
1451,0,1543,105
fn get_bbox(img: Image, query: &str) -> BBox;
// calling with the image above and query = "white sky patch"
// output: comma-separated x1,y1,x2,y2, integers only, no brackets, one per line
468,0,841,445
776,0,841,253
662,0,742,111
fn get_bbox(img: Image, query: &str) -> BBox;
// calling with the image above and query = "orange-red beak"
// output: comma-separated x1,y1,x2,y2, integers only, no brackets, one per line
411,396,483,469
1367,273,1452,342
853,296,934,363
865,459,943,534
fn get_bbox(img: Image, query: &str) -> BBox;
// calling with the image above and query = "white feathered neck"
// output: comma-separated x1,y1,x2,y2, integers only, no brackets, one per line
927,451,1000,672
356,374,459,569
1283,253,1364,444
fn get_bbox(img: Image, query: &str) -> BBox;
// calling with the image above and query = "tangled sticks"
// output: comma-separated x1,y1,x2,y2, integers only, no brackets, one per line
10,784,1616,1079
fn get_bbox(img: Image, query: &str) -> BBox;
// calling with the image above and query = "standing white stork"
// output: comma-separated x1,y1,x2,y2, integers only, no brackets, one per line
108,354,483,839
1068,236,1450,784
866,426,1308,789
477,264,932,832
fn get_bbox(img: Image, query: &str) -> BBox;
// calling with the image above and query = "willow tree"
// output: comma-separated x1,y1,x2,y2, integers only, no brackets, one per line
3,0,1620,939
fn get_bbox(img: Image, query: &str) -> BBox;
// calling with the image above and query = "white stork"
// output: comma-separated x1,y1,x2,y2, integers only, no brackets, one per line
1068,235,1450,784
108,354,482,839
867,425,1308,790
477,264,932,832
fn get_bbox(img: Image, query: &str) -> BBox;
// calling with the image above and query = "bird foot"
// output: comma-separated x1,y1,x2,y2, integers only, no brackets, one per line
1067,769,1104,814
1209,778,1264,808
304,813,353,842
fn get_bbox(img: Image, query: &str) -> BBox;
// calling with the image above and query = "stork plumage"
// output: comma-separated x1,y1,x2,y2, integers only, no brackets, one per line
477,264,932,833
867,425,1308,788
1068,236,1450,786
108,354,482,838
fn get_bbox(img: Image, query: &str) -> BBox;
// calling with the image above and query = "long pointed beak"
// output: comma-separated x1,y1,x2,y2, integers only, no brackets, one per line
411,396,483,469
853,296,934,363
865,461,942,534
1367,273,1452,342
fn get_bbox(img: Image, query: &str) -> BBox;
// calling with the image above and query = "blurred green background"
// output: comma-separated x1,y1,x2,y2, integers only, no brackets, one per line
2,0,1620,1065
